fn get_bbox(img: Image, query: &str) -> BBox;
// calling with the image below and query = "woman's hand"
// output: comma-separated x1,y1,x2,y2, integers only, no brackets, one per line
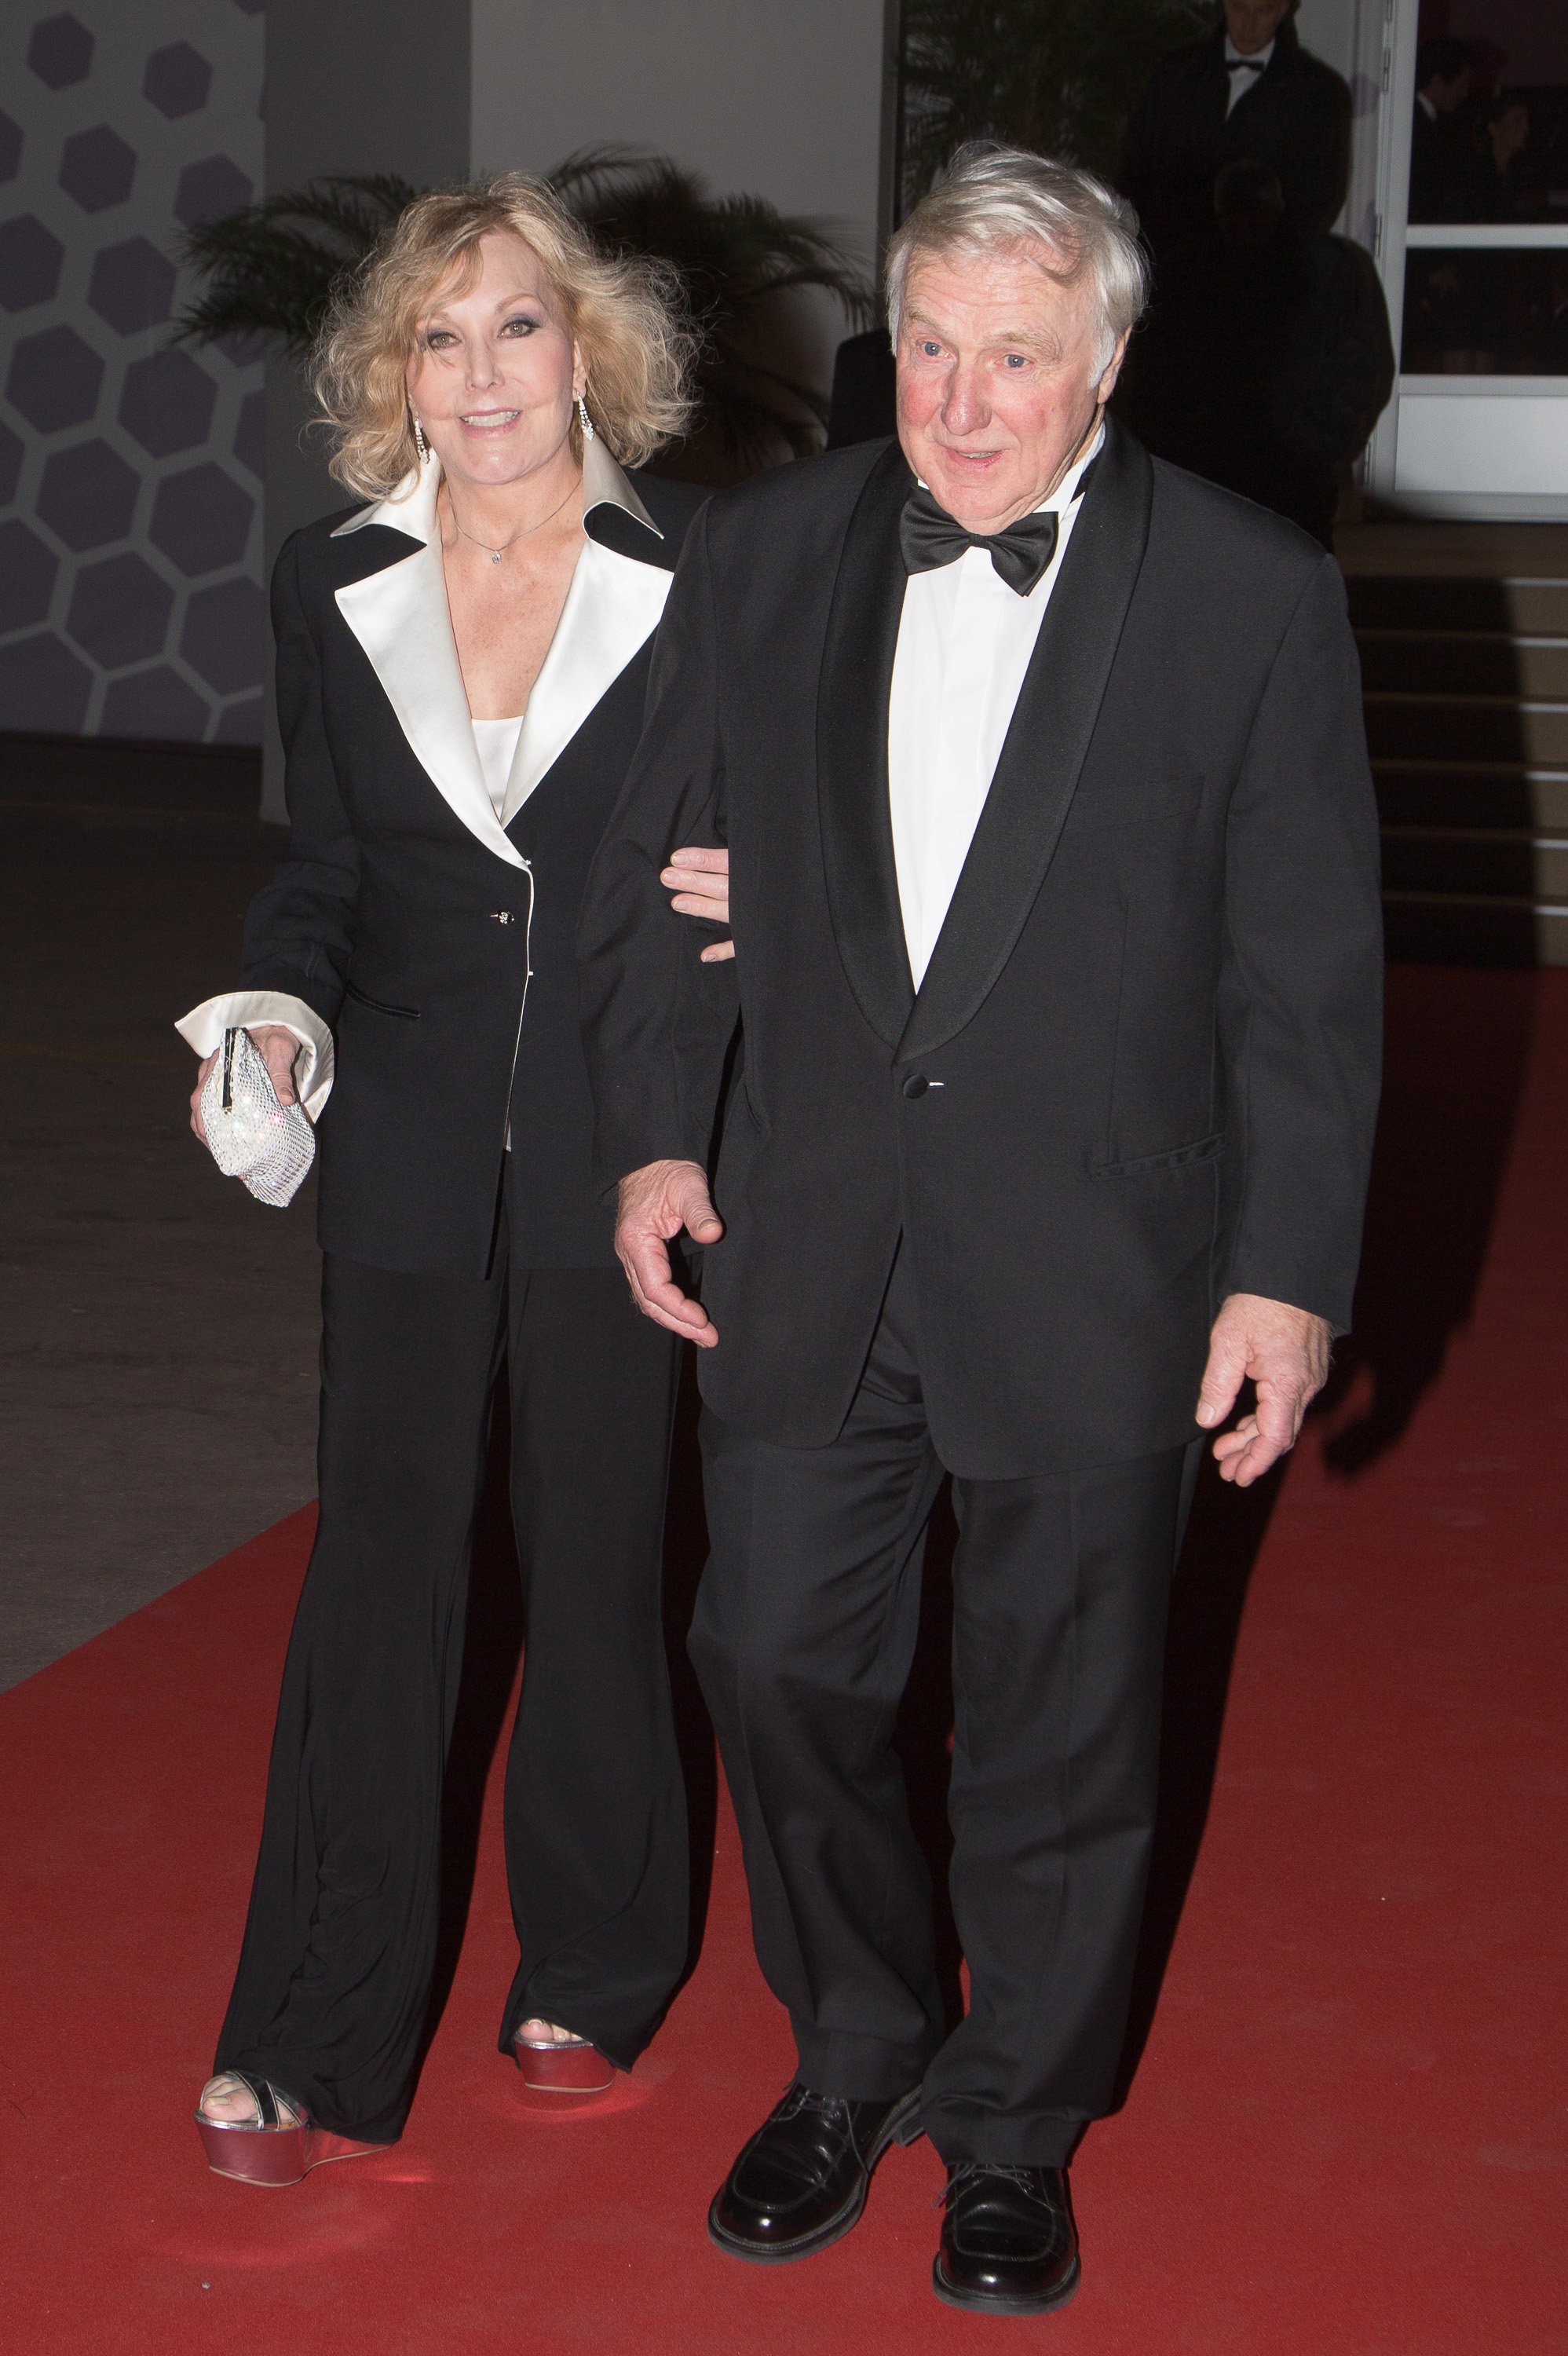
189,1025,302,1145
660,844,733,963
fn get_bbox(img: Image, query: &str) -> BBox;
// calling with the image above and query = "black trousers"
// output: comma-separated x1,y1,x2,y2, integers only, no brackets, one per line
214,1227,687,2144
692,1251,1198,2168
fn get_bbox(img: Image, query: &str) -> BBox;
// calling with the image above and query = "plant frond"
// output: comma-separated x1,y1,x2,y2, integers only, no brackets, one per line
174,175,421,355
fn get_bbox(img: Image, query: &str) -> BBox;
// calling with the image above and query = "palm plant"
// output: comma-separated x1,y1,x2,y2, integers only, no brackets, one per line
177,174,419,357
176,151,873,474
897,0,1212,207
552,148,872,466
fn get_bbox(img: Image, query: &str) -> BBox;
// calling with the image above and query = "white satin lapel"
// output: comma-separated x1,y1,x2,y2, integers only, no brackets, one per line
501,535,670,823
581,432,660,534
331,454,526,870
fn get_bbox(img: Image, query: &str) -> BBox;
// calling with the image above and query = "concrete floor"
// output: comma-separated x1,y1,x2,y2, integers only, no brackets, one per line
0,734,320,1690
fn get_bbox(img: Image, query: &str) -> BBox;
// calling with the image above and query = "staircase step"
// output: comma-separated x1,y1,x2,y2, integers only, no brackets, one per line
1356,632,1568,697
1342,535,1568,962
1363,696,1568,765
1382,892,1568,967
1372,763,1568,830
1346,575,1568,635
1380,826,1568,900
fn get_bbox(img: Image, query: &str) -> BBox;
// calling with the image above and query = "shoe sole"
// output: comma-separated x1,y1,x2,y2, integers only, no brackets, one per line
930,2252,1081,2316
707,2088,923,2265
195,2116,384,2189
512,2041,617,2095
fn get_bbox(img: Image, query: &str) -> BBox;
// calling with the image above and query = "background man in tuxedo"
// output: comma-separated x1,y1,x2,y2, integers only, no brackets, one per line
581,145,1382,2316
1119,0,1351,258
1409,37,1475,224
1117,157,1394,547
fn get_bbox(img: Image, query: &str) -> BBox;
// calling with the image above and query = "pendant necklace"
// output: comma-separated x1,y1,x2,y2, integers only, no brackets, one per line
445,477,581,564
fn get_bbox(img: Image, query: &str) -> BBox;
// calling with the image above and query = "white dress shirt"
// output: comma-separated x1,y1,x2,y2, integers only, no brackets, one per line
1225,35,1274,114
888,424,1102,990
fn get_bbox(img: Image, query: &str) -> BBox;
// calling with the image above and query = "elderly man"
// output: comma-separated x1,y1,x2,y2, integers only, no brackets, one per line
580,145,1381,2314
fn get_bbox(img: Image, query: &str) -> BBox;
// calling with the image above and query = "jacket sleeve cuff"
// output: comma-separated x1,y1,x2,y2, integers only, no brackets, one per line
1219,1264,1352,1341
174,991,335,1121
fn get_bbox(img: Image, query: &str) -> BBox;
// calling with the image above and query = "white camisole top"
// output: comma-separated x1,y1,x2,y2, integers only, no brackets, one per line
471,715,525,819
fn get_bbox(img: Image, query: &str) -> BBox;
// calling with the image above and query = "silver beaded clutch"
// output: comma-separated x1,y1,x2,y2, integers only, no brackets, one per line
199,1026,316,1209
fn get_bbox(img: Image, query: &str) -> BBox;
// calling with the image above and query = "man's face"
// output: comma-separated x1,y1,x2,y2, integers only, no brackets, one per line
1224,0,1290,56
895,243,1126,533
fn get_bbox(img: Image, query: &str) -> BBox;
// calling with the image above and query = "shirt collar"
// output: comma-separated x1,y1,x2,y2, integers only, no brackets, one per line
331,434,662,549
1036,419,1105,515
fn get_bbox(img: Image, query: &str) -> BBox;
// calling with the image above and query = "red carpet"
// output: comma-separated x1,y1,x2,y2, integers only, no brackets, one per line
2,967,1565,2354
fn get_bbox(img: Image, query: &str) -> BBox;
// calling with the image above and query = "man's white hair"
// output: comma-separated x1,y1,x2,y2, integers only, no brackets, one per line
886,143,1150,377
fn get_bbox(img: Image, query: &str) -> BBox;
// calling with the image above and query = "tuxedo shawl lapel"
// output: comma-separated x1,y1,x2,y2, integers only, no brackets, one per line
897,423,1153,1066
331,453,527,869
1234,17,1299,120
817,441,917,1051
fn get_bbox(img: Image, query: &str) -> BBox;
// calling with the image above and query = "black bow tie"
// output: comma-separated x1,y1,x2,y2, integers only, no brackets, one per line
1227,56,1264,73
900,491,1061,597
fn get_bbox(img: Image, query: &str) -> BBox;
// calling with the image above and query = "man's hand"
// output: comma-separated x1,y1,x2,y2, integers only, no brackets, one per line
1196,1291,1332,1487
615,1158,724,1344
660,844,733,962
189,1024,301,1145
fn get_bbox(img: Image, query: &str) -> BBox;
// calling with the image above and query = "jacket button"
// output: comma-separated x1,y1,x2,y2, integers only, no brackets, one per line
902,1074,929,1099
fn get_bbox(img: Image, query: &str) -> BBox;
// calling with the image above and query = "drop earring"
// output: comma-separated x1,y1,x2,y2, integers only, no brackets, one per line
576,394,594,444
411,412,429,462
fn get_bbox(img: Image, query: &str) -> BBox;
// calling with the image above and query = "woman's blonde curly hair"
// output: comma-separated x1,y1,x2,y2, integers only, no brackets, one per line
313,172,696,499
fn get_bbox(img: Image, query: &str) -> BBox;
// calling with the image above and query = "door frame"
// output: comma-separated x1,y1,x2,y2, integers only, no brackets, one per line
1364,0,1568,519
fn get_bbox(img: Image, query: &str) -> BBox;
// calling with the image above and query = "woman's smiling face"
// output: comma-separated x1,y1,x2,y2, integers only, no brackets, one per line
406,229,582,488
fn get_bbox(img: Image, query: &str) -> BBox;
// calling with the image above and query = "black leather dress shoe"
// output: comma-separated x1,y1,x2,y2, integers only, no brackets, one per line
933,2163,1080,2314
708,2083,923,2263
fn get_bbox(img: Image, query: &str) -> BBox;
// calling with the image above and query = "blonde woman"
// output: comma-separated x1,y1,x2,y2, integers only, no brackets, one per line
179,175,731,2184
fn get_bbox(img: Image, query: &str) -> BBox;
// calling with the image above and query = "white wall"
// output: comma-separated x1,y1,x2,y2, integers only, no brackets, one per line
261,0,472,814
1295,0,1385,244
0,0,265,744
1294,0,1360,86
470,0,890,390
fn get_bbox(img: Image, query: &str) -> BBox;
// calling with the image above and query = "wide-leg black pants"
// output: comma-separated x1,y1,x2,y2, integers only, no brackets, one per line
692,1250,1198,2168
214,1231,687,2144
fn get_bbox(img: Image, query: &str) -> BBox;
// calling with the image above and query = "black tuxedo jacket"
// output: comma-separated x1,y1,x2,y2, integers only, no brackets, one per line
1120,20,1351,249
580,423,1382,1480
241,467,703,1277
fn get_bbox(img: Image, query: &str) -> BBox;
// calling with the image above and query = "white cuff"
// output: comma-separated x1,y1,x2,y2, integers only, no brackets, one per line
175,990,335,1121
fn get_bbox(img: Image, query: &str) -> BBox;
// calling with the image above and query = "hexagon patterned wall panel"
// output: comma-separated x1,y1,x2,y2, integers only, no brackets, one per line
0,2,263,744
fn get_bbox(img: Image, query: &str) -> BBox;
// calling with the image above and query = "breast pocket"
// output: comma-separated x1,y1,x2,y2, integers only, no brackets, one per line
1094,1132,1223,1180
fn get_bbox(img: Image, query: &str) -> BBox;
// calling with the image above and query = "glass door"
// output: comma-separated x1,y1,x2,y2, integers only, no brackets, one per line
1367,0,1568,518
